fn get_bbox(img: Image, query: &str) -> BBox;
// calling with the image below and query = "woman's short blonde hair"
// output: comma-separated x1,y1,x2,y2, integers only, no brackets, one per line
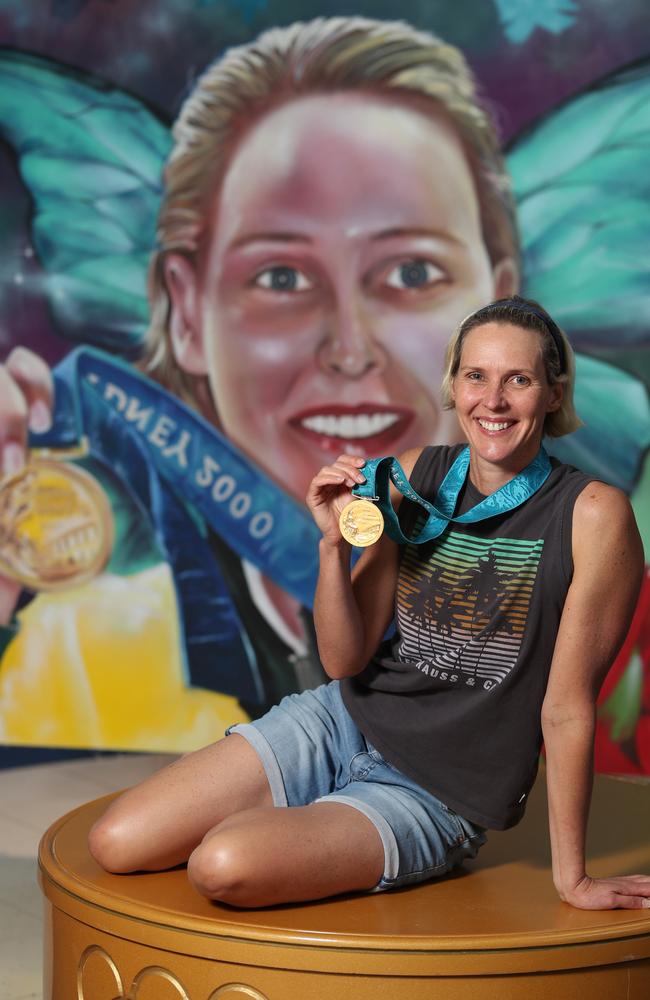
440,295,582,437
140,16,519,406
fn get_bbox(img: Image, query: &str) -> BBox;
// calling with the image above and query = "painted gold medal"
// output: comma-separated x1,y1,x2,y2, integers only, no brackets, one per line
338,498,384,547
0,458,114,591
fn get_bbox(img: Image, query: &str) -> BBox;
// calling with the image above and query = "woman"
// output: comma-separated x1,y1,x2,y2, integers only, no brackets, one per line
0,17,519,744
89,296,649,910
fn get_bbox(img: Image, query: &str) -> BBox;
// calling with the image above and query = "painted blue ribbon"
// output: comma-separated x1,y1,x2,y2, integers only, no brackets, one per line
32,346,322,601
354,446,552,544
29,346,323,704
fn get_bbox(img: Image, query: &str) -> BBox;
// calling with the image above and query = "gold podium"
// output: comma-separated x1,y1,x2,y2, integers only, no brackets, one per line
39,771,650,999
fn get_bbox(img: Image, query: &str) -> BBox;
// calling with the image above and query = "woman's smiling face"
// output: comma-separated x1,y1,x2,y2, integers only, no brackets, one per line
452,322,563,482
169,92,515,502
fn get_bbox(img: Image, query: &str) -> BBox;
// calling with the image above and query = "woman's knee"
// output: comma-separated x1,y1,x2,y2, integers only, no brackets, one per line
88,813,138,873
187,829,261,906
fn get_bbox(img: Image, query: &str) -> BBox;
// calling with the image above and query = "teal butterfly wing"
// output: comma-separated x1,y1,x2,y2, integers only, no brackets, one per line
507,58,650,493
0,49,171,356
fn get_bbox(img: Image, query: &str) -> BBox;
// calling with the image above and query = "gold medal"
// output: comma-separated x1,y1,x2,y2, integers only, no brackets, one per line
338,498,384,547
0,453,114,591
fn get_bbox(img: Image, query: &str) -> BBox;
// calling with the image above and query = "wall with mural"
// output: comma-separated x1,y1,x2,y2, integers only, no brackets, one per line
0,0,648,773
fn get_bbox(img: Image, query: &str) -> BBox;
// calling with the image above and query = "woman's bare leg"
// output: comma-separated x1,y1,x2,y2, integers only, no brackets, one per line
187,802,385,907
88,734,272,873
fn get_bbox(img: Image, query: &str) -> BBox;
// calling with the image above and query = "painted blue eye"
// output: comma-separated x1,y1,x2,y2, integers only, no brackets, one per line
385,259,443,290
255,266,312,292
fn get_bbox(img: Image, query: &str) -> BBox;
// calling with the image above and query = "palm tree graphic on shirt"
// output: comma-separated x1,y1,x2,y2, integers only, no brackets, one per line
399,533,543,687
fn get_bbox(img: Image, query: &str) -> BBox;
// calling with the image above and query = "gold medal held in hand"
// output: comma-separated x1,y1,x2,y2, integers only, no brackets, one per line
338,498,384,547
0,453,114,591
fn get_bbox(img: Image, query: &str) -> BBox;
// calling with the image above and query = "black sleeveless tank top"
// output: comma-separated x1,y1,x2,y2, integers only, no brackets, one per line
341,444,593,830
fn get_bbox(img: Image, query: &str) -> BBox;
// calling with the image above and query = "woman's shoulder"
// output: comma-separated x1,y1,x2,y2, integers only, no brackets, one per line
567,475,642,570
572,478,636,529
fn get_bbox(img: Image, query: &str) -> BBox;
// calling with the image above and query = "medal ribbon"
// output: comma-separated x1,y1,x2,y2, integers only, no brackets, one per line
353,447,552,545
32,346,322,605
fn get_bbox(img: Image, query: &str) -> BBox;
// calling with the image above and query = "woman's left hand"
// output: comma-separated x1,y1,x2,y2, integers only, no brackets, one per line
559,874,650,910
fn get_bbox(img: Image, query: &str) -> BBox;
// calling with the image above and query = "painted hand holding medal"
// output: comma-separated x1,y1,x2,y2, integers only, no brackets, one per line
339,447,552,547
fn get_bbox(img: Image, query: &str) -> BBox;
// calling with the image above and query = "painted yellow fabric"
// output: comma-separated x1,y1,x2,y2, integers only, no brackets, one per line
0,563,249,751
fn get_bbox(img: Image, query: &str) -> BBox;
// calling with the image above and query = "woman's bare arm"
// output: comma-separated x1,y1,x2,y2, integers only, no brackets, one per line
308,449,421,679
541,481,649,910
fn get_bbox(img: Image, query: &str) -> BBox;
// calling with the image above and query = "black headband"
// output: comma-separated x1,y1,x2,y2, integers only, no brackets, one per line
496,298,567,374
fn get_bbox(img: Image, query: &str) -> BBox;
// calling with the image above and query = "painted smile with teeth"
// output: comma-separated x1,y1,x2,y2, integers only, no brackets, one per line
290,406,414,451
300,412,400,439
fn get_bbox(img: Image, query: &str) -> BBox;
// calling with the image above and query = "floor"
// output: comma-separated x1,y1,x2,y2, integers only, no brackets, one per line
0,752,175,999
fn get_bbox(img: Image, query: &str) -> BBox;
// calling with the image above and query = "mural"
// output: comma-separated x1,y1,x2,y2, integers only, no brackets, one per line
0,1,648,773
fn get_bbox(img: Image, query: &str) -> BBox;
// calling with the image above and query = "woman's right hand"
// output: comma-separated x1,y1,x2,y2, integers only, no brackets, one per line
305,455,367,547
0,347,54,624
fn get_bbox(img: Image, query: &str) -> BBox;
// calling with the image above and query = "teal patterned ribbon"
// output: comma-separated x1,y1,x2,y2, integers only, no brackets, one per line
353,446,552,545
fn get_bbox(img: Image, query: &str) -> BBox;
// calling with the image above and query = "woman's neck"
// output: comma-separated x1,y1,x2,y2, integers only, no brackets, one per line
467,446,541,496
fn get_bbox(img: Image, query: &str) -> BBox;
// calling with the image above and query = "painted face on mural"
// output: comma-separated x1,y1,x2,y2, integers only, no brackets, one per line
169,93,515,503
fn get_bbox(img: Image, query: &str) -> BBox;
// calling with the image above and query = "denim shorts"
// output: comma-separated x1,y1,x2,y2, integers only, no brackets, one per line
227,681,487,892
